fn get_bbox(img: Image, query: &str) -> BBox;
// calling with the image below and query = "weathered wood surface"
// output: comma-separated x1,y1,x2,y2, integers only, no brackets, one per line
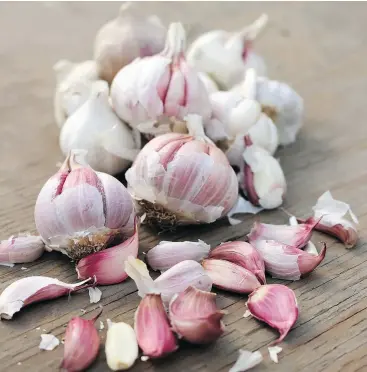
0,2,367,371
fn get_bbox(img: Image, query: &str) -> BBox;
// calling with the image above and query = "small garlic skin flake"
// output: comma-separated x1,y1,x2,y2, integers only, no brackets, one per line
39,334,60,351
88,287,102,304
268,346,282,363
229,349,263,372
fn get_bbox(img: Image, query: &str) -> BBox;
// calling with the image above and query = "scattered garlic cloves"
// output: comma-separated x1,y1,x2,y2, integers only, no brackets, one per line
61,309,102,371
229,349,263,372
202,259,261,294
0,276,92,319
135,294,178,358
146,240,210,271
208,241,266,284
105,319,139,371
169,286,225,344
247,284,299,344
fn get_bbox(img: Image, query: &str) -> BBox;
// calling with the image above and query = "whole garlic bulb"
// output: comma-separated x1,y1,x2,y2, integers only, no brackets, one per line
94,2,166,84
34,150,135,260
125,114,238,227
110,22,212,136
187,14,268,90
60,80,139,175
53,60,99,128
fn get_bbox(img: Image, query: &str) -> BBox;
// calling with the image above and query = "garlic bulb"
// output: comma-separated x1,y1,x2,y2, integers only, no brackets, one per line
110,22,211,136
198,71,219,95
60,80,139,175
125,114,238,227
34,150,135,260
53,59,99,128
187,14,268,90
94,2,166,84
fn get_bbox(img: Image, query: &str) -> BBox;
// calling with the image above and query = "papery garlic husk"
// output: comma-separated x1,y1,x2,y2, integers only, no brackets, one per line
202,259,261,294
125,257,212,306
169,286,225,344
247,284,299,344
125,114,238,227
110,22,212,135
252,240,326,280
229,349,263,372
60,80,139,175
0,276,91,319
135,294,178,357
187,14,268,90
76,221,139,285
94,2,166,84
39,334,60,351
61,309,102,371
198,71,219,95
34,150,135,260
208,241,266,284
146,239,210,271
241,136,286,209
105,320,139,371
53,59,99,128
299,191,359,248
0,234,45,264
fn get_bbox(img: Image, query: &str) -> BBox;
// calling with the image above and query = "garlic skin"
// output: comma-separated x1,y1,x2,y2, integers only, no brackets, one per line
125,114,238,227
252,240,326,280
198,71,219,94
110,22,212,135
187,14,268,90
76,222,139,285
247,284,299,344
229,350,263,372
105,320,139,371
146,240,210,271
0,276,91,319
0,234,45,264
202,259,261,294
60,80,139,175
169,286,225,344
208,241,266,284
39,334,60,351
53,59,99,128
34,150,135,260
135,294,178,358
61,309,102,371
94,2,166,84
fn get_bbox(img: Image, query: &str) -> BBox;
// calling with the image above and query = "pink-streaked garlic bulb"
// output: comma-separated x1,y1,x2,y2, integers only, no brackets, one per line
34,150,135,260
125,115,238,227
111,22,212,136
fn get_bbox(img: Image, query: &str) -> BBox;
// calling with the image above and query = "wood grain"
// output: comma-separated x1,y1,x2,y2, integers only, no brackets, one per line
0,2,366,371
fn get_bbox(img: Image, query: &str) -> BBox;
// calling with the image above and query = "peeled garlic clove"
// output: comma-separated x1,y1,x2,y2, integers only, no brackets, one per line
198,71,219,94
247,284,299,344
229,349,263,372
0,276,91,319
105,320,138,371
34,150,135,260
146,240,210,271
53,59,99,128
94,2,166,84
202,259,261,294
252,240,326,280
208,241,266,284
76,223,139,285
135,294,178,358
60,80,139,176
169,286,225,344
125,114,238,227
111,22,212,135
61,309,102,371
0,234,45,264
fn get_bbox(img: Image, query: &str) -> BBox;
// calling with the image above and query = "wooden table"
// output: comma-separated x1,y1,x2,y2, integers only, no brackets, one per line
0,2,366,371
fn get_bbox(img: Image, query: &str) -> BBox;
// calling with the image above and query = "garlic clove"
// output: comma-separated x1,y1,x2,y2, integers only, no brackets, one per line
229,349,263,372
198,71,219,94
76,223,139,285
146,239,210,271
169,286,225,344
252,240,326,281
0,234,45,264
0,276,91,319
135,294,178,358
61,309,102,371
247,284,299,344
202,259,261,294
208,241,266,284
105,319,139,371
